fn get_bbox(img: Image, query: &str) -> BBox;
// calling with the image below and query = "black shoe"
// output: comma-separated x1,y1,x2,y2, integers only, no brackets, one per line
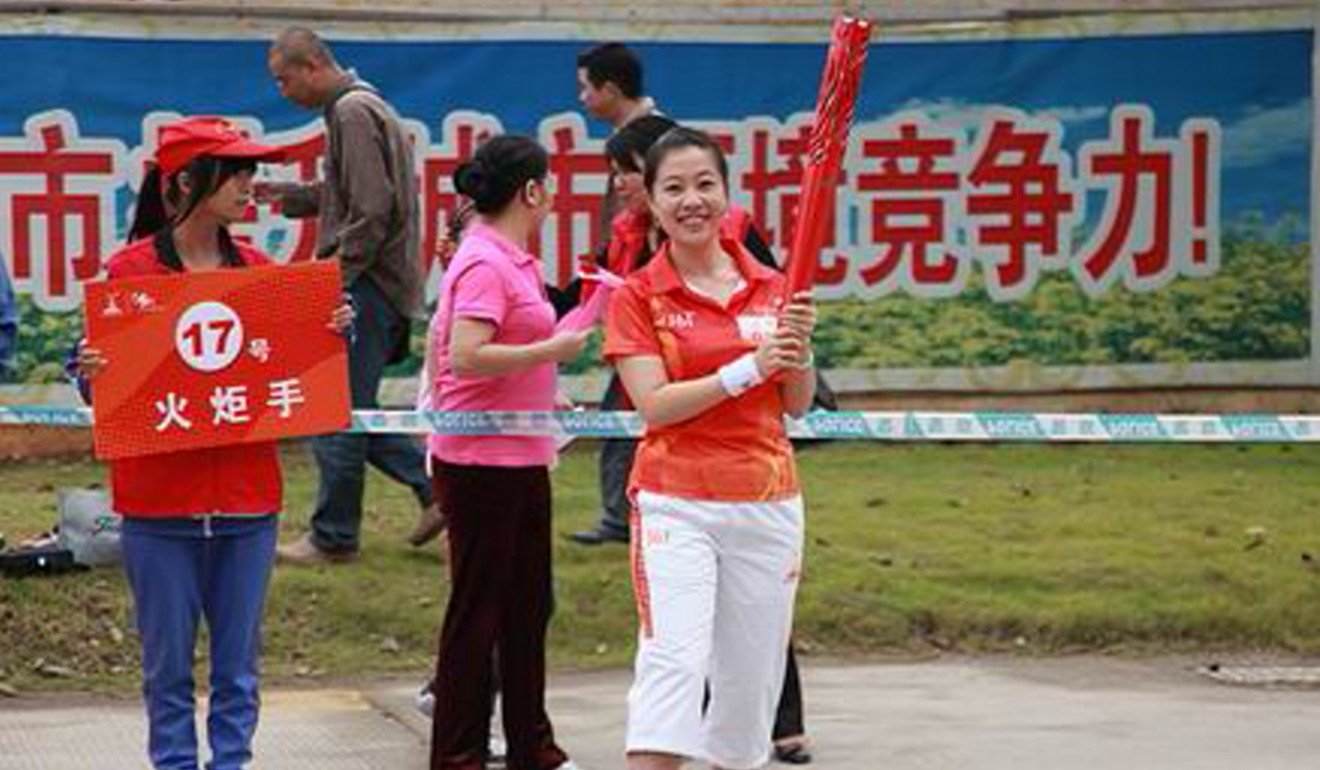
567,528,629,546
773,742,813,765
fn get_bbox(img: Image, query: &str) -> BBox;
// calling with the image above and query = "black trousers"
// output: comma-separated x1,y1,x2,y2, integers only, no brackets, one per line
429,462,567,770
773,644,805,740
594,375,635,538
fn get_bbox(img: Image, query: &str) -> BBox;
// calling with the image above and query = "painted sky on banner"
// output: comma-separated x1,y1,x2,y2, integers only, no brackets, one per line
0,27,1309,310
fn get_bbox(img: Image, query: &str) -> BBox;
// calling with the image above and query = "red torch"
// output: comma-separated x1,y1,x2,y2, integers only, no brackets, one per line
784,16,872,298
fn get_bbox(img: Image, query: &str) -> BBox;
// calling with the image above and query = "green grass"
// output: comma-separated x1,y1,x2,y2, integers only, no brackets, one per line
4,441,1320,694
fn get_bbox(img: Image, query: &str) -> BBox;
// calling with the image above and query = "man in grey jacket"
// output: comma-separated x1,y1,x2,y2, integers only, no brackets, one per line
264,27,443,564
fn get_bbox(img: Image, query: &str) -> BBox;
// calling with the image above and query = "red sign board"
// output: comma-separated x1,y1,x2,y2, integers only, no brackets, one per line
83,260,350,459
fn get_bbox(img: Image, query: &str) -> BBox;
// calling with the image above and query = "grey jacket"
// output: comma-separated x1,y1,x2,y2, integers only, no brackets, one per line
284,78,422,318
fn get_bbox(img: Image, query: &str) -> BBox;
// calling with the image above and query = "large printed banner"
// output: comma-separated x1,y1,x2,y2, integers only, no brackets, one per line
84,260,349,459
0,12,1314,392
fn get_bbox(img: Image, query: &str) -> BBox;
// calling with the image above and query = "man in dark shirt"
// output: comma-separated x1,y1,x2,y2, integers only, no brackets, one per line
568,43,664,547
576,42,662,230
263,26,442,564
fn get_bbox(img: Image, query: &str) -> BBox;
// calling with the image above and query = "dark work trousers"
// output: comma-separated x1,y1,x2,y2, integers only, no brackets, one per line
773,644,805,740
594,375,636,540
309,277,432,553
430,461,567,770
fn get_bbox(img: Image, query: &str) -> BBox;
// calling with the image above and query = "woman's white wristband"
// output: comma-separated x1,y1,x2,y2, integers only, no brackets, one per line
718,353,764,397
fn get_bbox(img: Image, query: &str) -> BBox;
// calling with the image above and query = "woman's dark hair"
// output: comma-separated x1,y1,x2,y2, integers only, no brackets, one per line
452,135,549,216
127,164,169,241
127,156,258,242
643,126,729,193
605,115,678,175
171,156,258,226
128,155,255,271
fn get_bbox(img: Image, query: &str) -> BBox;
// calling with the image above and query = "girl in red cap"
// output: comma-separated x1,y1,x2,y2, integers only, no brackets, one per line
604,126,816,770
73,116,353,770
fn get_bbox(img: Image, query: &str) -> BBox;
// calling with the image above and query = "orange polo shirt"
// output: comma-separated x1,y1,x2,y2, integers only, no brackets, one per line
603,238,799,503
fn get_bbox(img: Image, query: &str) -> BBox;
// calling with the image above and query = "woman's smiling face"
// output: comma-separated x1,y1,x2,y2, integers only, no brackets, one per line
648,145,728,249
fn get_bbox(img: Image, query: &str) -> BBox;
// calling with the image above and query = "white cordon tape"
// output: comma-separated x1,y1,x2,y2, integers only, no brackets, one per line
3,406,1320,442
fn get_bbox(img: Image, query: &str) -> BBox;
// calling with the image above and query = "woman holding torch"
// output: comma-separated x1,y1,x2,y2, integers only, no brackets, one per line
605,126,816,770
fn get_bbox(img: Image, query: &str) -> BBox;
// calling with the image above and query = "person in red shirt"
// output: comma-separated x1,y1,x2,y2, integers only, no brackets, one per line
604,126,816,770
73,117,352,770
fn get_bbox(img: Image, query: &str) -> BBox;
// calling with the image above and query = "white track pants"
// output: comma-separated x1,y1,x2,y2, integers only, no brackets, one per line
626,490,804,769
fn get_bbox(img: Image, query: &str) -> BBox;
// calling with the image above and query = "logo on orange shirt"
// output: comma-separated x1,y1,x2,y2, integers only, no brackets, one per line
659,310,695,330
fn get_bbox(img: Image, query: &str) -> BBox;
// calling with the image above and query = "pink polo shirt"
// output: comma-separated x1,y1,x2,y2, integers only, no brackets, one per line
425,222,557,467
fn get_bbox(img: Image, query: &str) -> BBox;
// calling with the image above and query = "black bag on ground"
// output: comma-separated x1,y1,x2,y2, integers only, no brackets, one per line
0,544,86,578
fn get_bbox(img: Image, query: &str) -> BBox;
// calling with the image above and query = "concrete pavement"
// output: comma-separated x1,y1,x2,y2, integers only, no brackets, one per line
3,657,1320,769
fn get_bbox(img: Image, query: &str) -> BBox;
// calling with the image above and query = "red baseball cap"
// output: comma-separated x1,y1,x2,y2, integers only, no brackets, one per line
155,117,286,176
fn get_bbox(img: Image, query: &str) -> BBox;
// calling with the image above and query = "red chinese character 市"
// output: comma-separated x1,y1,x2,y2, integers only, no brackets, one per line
0,110,125,310
537,114,609,288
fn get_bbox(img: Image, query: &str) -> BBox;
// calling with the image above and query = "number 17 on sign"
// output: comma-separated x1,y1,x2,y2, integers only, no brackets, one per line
175,301,244,373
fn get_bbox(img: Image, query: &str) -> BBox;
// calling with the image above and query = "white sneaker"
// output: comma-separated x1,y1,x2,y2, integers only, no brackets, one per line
415,683,508,765
414,683,435,717
487,735,508,764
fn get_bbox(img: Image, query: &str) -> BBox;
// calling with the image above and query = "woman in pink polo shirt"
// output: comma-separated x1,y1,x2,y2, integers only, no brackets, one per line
422,134,588,770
